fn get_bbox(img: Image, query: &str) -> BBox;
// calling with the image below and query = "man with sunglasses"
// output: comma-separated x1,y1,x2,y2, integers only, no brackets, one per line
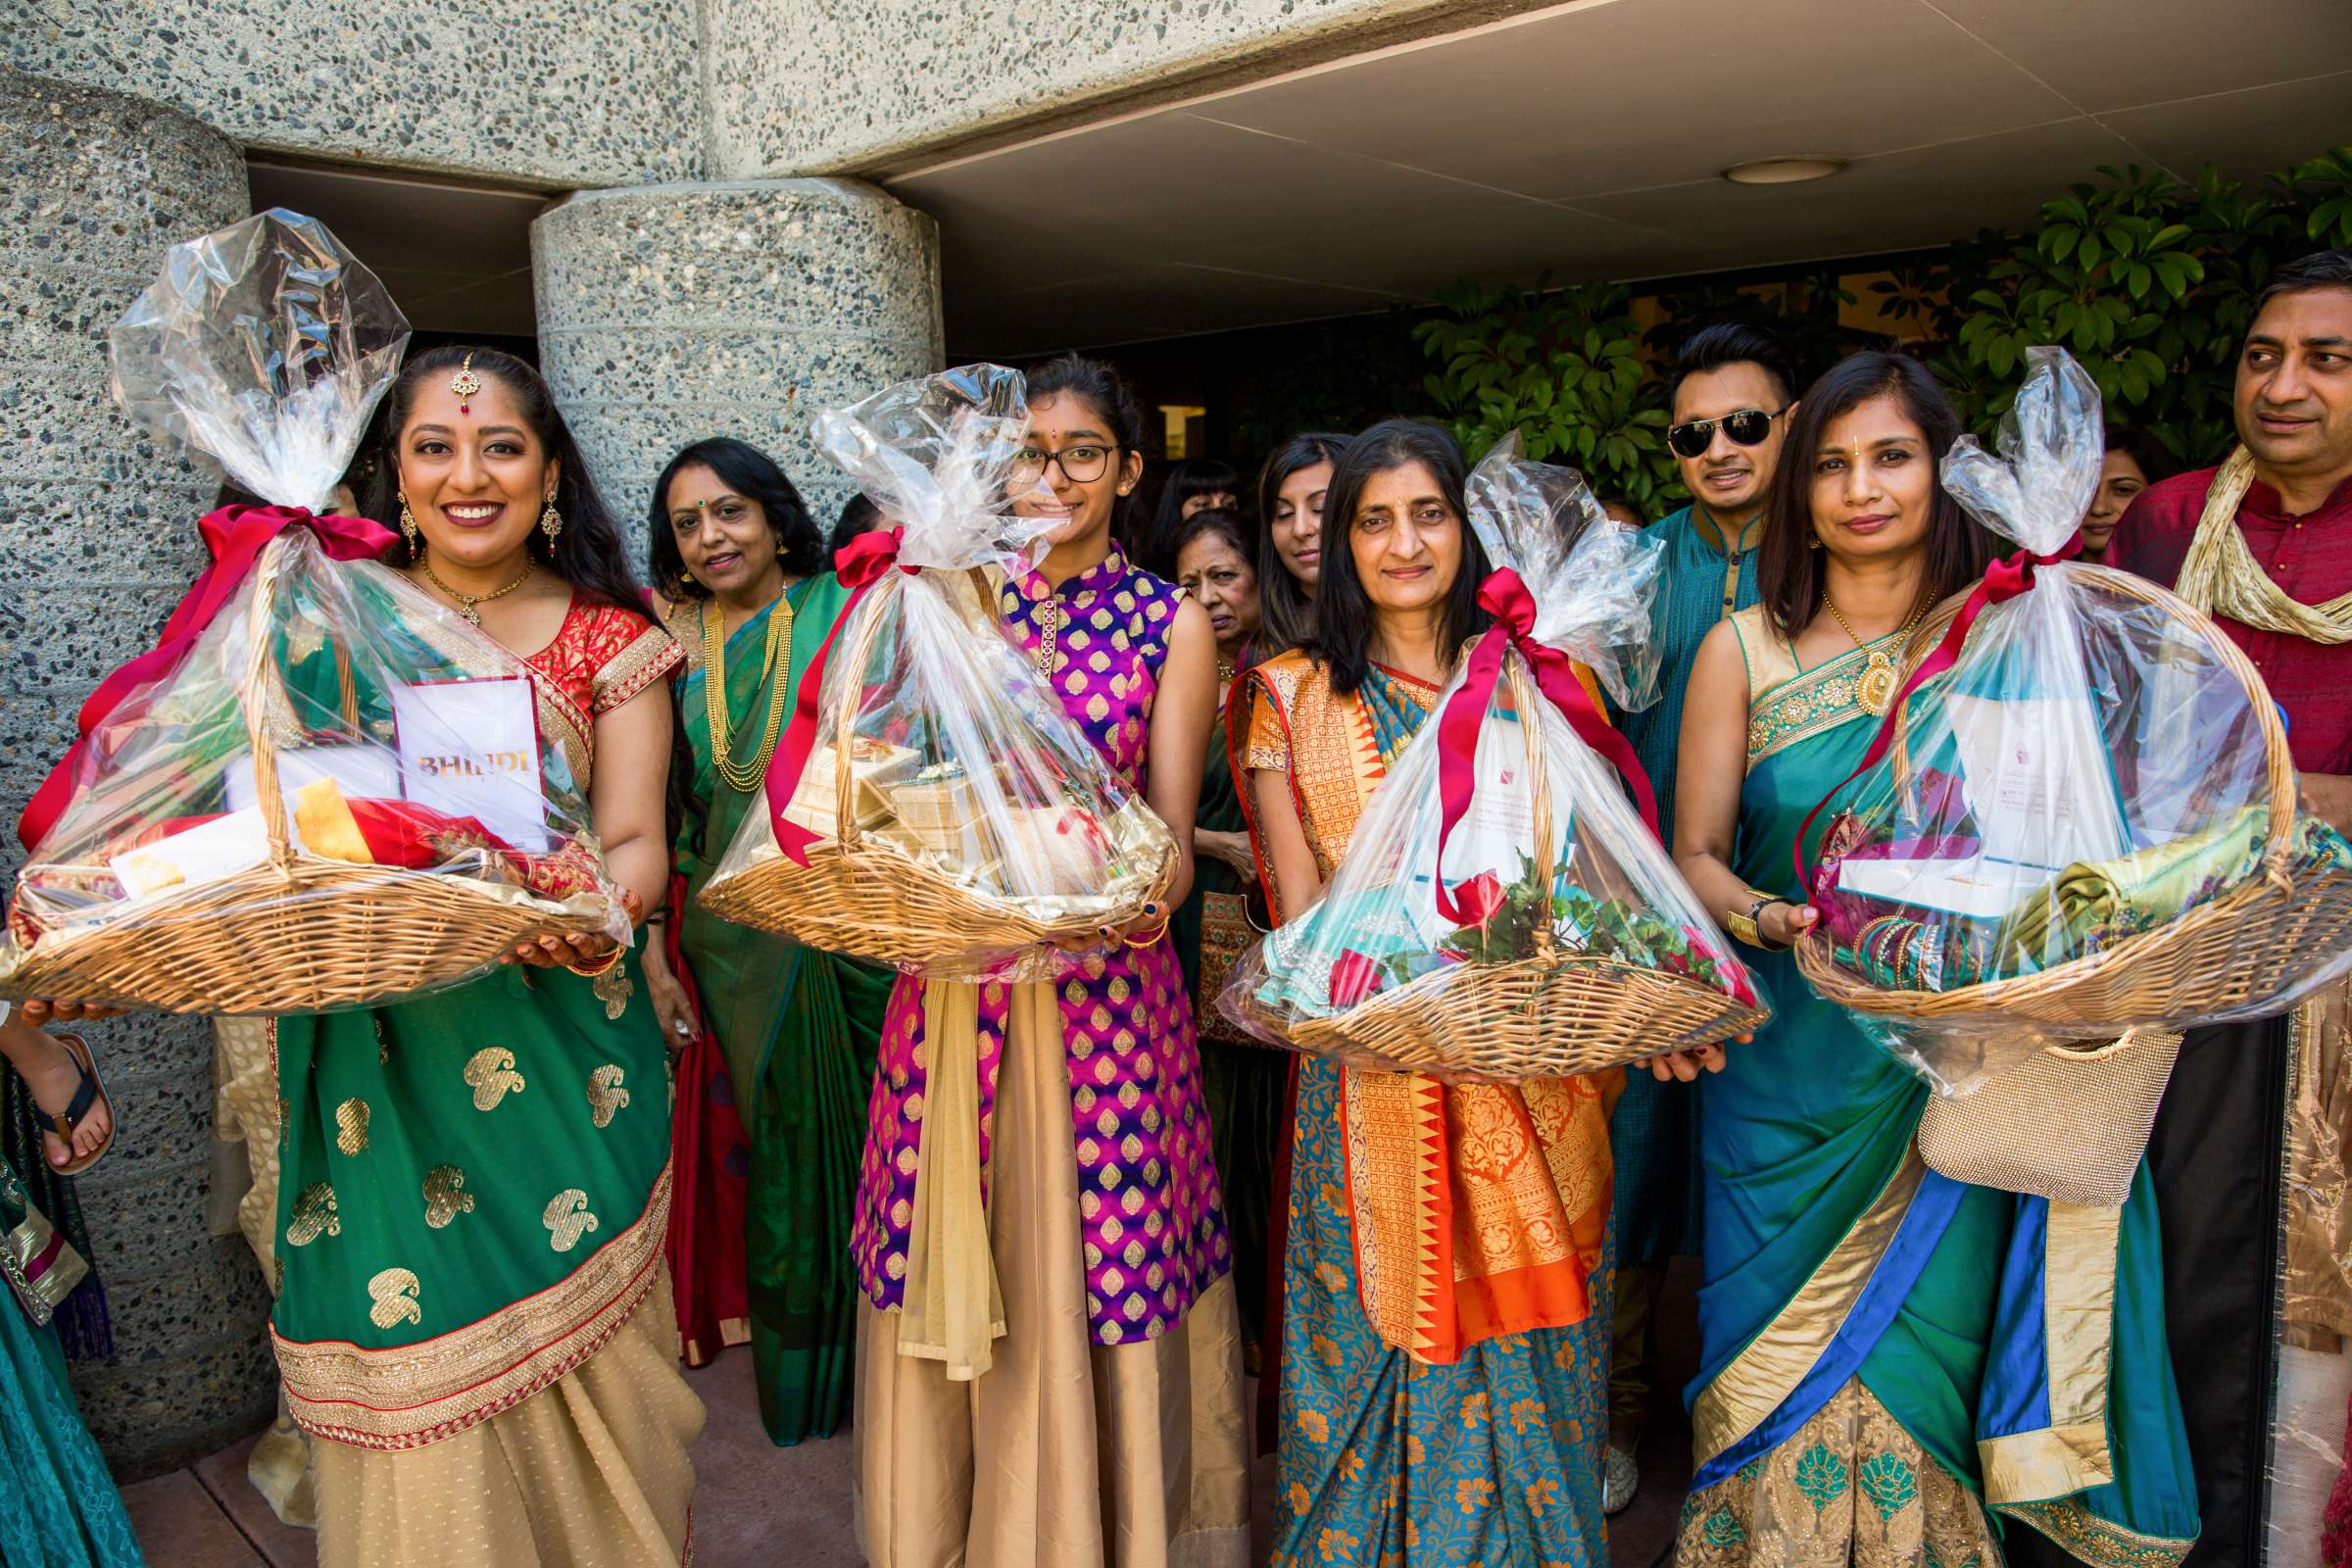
1600,320,1801,1517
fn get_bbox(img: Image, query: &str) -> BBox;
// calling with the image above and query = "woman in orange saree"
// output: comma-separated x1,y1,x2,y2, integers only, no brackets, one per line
1233,420,1624,1565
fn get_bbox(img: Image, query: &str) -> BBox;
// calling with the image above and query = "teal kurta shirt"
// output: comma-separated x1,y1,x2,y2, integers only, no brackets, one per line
1606,502,1762,1269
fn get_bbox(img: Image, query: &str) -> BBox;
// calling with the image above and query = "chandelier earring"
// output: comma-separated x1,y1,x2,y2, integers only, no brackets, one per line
540,494,564,547
399,496,420,554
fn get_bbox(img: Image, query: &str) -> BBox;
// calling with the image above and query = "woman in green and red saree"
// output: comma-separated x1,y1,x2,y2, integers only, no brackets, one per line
639,436,891,1446
1670,352,2197,1564
0,1007,141,1566
269,347,700,1567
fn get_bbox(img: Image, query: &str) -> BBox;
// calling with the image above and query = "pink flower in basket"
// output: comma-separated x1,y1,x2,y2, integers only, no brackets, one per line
1329,949,1388,1008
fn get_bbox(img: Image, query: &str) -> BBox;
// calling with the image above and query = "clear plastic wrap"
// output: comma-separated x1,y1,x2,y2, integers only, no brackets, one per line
1218,437,1768,1081
1793,347,2352,1091
697,365,1176,980
0,210,628,1014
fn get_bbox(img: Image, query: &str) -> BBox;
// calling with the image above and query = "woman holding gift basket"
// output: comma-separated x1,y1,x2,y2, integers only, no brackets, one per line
638,435,894,1446
841,355,1251,1567
259,345,703,1566
1231,419,1650,1565
1669,352,2198,1562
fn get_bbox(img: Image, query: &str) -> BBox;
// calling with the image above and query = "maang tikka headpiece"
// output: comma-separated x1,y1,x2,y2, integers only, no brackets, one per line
450,352,482,417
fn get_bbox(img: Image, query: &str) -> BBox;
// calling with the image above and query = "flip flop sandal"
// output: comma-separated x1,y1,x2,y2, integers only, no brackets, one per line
36,1033,113,1178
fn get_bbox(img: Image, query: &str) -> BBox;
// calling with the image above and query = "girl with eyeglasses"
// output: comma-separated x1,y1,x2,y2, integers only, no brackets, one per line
850,353,1249,1568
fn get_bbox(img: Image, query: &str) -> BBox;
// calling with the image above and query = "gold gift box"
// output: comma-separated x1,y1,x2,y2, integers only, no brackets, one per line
887,761,984,858
784,736,917,840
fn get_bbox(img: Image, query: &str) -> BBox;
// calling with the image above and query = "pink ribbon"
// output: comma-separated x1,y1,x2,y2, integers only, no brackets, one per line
1431,567,1659,928
763,527,915,864
1791,532,2082,890
17,505,398,853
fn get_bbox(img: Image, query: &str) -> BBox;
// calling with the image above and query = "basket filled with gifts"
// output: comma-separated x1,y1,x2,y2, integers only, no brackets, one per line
1217,438,1770,1080
696,366,1175,978
0,212,629,1015
1792,347,2352,1099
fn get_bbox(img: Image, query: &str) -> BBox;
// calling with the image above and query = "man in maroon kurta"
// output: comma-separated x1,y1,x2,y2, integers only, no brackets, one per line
2109,247,2352,1566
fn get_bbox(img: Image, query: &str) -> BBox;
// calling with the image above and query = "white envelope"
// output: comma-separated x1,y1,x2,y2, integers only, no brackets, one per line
110,808,272,898
1835,855,2057,920
390,678,551,852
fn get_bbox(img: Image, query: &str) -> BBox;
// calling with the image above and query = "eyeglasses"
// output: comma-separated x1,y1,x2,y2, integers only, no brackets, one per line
1008,443,1119,485
1667,407,1788,461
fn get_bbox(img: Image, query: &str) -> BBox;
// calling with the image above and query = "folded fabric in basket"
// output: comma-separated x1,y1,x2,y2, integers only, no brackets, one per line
1989,804,2269,975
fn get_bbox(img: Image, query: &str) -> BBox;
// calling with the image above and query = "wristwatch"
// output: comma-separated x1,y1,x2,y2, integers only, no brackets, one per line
1726,891,1791,950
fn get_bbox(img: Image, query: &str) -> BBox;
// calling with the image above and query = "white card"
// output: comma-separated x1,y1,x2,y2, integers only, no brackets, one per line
226,746,401,850
109,809,272,898
1946,691,2128,872
1835,855,2056,919
390,678,551,852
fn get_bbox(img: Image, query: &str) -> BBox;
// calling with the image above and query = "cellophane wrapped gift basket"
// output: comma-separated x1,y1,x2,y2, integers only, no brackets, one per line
0,210,629,1014
697,366,1174,979
1219,437,1769,1080
1792,348,2352,1200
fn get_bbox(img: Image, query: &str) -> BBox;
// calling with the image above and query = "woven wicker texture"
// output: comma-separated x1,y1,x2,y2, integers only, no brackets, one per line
1916,1027,2181,1206
1796,564,2352,1031
0,539,616,1014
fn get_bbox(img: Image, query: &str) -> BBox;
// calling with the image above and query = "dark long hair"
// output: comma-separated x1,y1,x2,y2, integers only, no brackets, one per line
1305,419,1491,696
1023,352,1149,558
1146,456,1242,576
1759,352,1997,639
644,436,826,598
1253,431,1349,656
2103,422,2184,486
364,344,641,610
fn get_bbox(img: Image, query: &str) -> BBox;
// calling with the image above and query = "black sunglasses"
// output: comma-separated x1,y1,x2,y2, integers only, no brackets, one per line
1667,407,1788,460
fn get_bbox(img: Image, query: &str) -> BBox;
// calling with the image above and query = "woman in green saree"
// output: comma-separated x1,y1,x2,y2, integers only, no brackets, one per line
641,437,891,1446
1670,353,2198,1564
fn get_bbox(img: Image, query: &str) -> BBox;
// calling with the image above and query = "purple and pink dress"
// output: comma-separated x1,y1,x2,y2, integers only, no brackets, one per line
850,547,1250,1568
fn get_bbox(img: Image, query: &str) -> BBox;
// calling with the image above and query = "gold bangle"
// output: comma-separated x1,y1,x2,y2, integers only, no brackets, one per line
1122,919,1171,950
565,946,624,979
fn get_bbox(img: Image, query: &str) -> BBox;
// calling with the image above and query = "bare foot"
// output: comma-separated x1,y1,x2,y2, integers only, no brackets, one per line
20,1034,111,1169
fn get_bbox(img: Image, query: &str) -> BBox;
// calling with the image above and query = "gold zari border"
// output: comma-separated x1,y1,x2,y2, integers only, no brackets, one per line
276,1164,671,1451
1690,1149,1927,1465
1995,1498,2194,1568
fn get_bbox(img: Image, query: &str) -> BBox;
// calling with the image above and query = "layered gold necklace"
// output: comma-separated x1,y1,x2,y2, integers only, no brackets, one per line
1821,591,1930,716
704,590,796,793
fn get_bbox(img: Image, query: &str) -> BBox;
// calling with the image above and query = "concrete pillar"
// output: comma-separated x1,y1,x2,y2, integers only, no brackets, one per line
532,178,943,540
0,68,275,1478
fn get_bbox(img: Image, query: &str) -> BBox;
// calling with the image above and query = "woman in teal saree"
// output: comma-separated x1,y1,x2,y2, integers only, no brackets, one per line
1671,354,2197,1564
641,437,891,1446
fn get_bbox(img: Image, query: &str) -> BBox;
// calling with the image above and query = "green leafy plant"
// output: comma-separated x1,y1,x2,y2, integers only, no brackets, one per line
1414,279,1682,514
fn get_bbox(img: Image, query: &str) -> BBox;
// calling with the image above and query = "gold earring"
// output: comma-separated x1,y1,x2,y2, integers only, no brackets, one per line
399,497,419,553
540,498,564,545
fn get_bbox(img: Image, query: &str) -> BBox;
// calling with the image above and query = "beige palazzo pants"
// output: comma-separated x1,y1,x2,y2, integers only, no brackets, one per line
856,981,1252,1568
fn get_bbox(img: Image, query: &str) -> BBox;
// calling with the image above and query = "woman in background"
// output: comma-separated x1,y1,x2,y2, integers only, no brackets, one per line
1144,455,1243,572
2078,424,2182,562
1250,432,1348,658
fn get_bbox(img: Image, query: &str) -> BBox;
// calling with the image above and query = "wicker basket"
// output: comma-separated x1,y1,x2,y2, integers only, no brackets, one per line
1255,656,1770,1078
0,538,618,1015
696,572,1177,972
1796,564,2352,1031
1916,1027,2181,1207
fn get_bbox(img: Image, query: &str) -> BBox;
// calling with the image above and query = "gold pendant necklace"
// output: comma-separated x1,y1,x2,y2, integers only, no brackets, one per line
1821,591,1930,717
419,558,532,626
705,590,795,794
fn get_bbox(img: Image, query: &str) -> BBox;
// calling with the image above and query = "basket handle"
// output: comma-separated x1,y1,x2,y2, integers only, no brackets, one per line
1501,653,1558,959
827,574,900,852
235,538,295,866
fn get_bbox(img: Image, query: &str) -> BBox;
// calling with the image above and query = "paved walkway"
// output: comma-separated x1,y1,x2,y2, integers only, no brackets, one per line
123,1265,1701,1566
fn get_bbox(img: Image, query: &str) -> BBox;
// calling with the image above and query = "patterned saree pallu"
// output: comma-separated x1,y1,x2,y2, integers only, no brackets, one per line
699,365,1175,979
0,211,627,1014
1221,437,1767,1080
1795,347,2352,1092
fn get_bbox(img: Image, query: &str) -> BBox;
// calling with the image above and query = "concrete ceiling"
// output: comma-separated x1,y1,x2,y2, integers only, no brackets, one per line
887,0,2352,357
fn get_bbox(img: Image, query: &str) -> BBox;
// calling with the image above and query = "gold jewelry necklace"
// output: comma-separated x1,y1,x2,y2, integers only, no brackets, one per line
419,558,532,625
705,589,796,794
1822,591,1930,717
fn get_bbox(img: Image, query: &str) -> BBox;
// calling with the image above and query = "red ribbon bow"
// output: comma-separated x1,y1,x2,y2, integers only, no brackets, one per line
763,526,914,863
16,504,399,854
1430,567,1660,928
1791,531,2082,890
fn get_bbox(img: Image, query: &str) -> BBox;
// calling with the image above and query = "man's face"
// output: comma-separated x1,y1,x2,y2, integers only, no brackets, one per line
1670,362,1792,514
2236,286,2352,481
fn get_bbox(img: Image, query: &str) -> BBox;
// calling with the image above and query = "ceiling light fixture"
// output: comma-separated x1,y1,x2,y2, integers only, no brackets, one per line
1722,156,1851,186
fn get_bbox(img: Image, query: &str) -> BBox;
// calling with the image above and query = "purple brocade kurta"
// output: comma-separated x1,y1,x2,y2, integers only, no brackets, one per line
850,549,1232,1346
